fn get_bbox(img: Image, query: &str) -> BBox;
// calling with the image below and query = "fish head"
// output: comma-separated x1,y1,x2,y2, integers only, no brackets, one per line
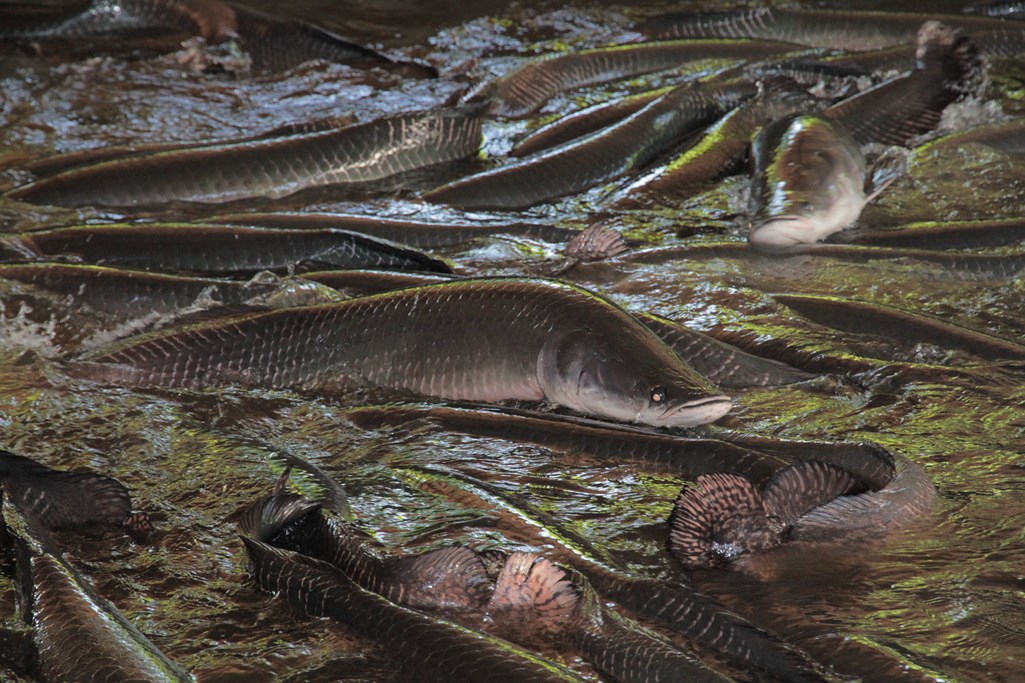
536,326,732,428
748,114,867,251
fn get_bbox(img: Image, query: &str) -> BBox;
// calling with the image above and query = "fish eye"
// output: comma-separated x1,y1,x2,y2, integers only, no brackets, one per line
650,386,667,404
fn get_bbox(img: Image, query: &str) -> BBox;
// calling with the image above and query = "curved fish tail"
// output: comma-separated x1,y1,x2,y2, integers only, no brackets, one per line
487,552,580,640
762,460,862,526
668,472,779,568
235,494,320,541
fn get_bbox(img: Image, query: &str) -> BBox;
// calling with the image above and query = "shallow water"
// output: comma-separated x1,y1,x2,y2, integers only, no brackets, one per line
0,1,1024,681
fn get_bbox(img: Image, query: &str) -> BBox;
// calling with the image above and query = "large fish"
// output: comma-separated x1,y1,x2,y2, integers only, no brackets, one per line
638,6,1019,52
426,79,757,210
470,39,798,118
4,489,188,682
748,113,868,250
78,278,732,428
487,552,732,683
0,0,237,43
398,466,838,683
0,223,452,276
7,107,483,207
241,536,585,682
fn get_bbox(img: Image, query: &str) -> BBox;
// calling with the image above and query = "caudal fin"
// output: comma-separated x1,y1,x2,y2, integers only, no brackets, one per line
389,545,493,611
762,460,861,527
487,552,580,641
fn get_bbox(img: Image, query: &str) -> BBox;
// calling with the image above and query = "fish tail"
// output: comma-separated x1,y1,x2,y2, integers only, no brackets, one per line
235,494,320,541
668,472,777,568
487,552,580,637
388,545,493,610
761,460,862,527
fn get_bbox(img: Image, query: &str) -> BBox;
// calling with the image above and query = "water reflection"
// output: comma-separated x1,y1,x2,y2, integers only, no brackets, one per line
1,0,1024,681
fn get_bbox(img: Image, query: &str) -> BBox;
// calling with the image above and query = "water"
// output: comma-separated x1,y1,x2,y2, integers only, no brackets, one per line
1,1,1024,681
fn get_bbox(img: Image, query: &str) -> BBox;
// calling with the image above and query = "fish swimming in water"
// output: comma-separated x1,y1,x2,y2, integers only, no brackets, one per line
747,113,868,251
6,107,483,207
78,278,732,428
241,535,585,683
487,552,733,683
669,460,860,568
637,6,1020,53
426,79,757,209
669,451,936,568
4,484,185,682
468,39,798,118
0,223,452,276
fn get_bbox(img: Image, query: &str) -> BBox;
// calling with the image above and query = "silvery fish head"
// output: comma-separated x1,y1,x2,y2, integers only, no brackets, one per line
748,113,867,251
536,325,732,428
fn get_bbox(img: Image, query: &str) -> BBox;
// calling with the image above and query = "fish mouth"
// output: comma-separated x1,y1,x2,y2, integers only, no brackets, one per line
656,395,732,427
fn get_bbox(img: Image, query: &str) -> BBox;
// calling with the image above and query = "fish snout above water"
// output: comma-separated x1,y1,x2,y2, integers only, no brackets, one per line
748,113,867,251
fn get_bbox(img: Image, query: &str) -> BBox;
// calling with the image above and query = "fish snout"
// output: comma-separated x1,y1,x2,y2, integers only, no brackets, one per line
655,394,732,428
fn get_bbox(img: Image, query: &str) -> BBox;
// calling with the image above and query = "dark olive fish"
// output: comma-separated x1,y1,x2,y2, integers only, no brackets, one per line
0,0,236,43
669,461,861,568
346,403,786,482
0,450,148,538
748,114,868,250
6,107,483,207
638,6,1017,51
19,116,357,179
822,22,982,147
915,117,1025,155
636,312,816,388
211,211,574,248
488,553,732,683
474,39,800,118
618,92,810,207
241,537,583,683
397,466,837,683
774,293,1025,361
0,263,278,319
238,494,491,613
0,223,451,276
427,80,757,210
838,218,1025,250
81,279,732,428
4,493,189,683
232,5,435,75
510,87,671,157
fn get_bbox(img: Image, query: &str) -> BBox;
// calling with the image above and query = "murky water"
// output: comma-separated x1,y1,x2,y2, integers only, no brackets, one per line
1,1,1024,681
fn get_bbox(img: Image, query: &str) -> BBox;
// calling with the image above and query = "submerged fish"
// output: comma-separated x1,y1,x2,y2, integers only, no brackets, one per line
669,461,860,568
669,451,936,568
427,79,757,209
0,0,237,43
398,466,837,683
0,223,451,276
7,107,483,207
638,6,1018,52
471,39,798,118
488,553,732,683
238,494,491,613
4,491,188,682
242,537,583,683
80,278,731,428
748,113,868,250
0,450,147,537
774,293,1025,361
211,212,574,248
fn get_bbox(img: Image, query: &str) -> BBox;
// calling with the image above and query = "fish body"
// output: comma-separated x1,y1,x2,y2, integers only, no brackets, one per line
0,224,451,276
7,108,482,207
212,212,573,248
427,80,757,209
475,39,798,118
748,114,867,250
639,7,1016,52
0,0,236,43
242,538,582,683
81,278,731,428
